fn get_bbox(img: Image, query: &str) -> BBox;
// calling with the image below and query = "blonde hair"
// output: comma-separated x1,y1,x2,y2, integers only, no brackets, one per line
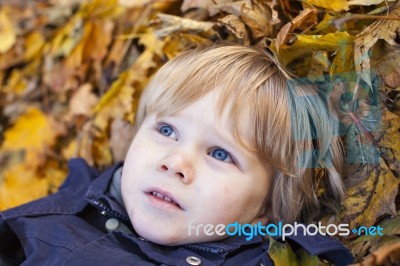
134,43,345,223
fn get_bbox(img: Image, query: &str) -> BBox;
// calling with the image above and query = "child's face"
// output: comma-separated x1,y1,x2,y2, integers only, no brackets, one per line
121,90,273,245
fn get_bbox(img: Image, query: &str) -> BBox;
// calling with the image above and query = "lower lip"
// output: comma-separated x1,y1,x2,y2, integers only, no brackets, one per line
146,193,183,211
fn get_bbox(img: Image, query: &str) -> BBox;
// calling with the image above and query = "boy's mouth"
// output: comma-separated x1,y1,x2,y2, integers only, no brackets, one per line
146,190,183,210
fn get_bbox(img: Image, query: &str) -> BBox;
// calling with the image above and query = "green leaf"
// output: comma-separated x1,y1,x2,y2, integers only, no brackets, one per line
268,237,298,266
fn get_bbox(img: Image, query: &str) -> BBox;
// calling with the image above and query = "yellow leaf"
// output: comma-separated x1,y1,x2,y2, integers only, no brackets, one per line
24,32,45,61
1,107,60,168
315,12,336,32
0,7,16,54
94,72,135,130
331,36,355,75
50,14,84,58
62,139,78,161
83,20,114,61
277,32,352,65
2,69,27,96
342,159,399,229
303,0,349,11
163,33,210,59
348,0,396,6
138,31,165,58
0,161,67,210
0,164,48,210
81,0,124,19
268,237,298,266
40,161,67,194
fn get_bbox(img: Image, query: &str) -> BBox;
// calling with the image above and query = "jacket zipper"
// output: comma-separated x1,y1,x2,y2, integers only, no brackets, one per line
89,198,129,221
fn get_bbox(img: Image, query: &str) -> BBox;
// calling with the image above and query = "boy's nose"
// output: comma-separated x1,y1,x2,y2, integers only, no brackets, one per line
158,153,194,184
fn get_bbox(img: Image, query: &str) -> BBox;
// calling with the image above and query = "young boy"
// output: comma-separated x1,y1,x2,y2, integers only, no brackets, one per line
0,44,353,265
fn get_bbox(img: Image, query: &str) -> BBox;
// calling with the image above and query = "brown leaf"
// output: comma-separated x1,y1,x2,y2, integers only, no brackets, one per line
240,0,276,39
211,0,278,39
154,13,214,37
217,15,249,44
181,0,214,12
275,8,318,50
342,159,399,230
350,241,400,266
83,20,114,62
354,3,400,88
68,83,99,118
110,117,135,162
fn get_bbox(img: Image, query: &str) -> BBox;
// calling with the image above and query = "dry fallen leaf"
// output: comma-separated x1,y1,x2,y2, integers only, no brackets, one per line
181,0,214,12
348,0,396,7
68,83,99,118
0,7,17,54
154,13,214,37
217,14,249,44
1,107,61,168
275,8,318,51
354,3,400,88
110,117,135,162
275,31,352,65
303,0,349,12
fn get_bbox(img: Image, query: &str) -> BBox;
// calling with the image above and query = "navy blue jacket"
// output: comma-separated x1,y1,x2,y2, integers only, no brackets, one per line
0,158,353,265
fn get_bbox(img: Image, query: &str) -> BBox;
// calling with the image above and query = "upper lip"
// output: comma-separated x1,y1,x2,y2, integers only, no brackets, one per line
145,187,184,210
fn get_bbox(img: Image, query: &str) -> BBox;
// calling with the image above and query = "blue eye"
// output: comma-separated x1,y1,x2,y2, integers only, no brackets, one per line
155,122,178,140
159,125,173,136
210,148,233,163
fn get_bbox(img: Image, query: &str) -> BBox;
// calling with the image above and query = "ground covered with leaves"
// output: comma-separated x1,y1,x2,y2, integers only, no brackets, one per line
0,0,399,265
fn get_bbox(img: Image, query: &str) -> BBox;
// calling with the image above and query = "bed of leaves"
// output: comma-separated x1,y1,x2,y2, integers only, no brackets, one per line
0,0,399,264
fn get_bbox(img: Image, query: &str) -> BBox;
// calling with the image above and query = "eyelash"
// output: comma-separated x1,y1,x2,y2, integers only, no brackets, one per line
153,121,238,166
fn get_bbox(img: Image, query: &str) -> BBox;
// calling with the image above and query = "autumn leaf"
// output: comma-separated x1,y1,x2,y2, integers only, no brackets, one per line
153,13,215,38
0,7,17,54
217,14,249,44
275,8,318,51
181,0,214,12
1,107,61,168
303,0,350,12
275,31,353,65
268,237,298,266
353,3,400,88
0,164,48,210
